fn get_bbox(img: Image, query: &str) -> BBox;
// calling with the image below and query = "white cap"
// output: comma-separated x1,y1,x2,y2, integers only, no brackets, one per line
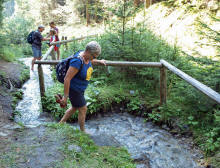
38,25,45,29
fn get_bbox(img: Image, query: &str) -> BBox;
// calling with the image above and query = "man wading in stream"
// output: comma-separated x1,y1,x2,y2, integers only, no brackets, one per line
58,41,106,132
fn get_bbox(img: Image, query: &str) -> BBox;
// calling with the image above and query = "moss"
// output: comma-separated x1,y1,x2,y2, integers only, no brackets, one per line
11,89,23,112
0,70,6,78
20,65,30,83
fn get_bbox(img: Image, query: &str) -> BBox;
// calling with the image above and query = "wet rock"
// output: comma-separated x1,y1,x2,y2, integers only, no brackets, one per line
97,113,102,119
132,153,150,168
3,124,23,130
89,134,121,147
68,144,82,153
136,164,147,168
162,124,170,131
0,132,8,137
132,153,149,162
130,90,135,95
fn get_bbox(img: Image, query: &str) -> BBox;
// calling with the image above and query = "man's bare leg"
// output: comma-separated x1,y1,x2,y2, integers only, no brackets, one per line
57,48,60,60
31,58,37,71
78,105,87,132
59,107,76,123
31,57,41,71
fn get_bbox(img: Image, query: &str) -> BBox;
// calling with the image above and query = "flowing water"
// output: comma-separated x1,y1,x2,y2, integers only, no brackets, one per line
83,113,203,168
15,58,54,127
15,58,203,168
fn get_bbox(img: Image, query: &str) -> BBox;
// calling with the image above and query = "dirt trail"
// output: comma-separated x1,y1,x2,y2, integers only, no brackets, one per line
0,125,64,168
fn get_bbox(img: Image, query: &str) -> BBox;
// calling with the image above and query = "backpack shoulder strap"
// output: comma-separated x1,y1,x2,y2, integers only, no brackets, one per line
76,55,83,72
68,50,84,72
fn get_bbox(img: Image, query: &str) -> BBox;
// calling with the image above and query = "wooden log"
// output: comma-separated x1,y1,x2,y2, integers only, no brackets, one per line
160,59,220,104
35,60,162,68
38,64,45,103
42,45,55,60
160,65,167,105
50,34,97,45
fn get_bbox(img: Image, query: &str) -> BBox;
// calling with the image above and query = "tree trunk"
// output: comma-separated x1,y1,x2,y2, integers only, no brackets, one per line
86,0,90,26
146,0,152,8
94,0,98,23
134,0,141,7
122,0,126,46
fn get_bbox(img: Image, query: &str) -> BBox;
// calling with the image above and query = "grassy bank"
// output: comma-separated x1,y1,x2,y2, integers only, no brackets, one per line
0,124,135,168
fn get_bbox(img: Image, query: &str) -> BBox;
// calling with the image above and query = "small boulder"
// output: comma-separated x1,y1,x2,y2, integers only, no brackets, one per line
68,144,82,153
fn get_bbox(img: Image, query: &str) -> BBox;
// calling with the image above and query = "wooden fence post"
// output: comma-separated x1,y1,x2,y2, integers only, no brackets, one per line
160,65,167,105
65,36,68,50
38,64,45,109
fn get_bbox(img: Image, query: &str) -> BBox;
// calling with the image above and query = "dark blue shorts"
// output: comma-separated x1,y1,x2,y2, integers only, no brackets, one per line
69,88,86,108
32,46,42,58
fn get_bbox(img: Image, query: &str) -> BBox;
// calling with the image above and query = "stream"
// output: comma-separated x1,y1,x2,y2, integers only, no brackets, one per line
15,58,203,168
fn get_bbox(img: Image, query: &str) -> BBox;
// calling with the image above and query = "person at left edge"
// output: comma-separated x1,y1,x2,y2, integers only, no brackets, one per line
31,25,49,71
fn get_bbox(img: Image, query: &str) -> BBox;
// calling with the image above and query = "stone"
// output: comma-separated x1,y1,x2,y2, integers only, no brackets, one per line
0,132,8,137
136,164,147,168
67,144,82,153
130,90,135,95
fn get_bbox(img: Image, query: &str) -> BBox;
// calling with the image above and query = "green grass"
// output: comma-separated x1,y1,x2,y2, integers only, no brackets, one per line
19,64,30,83
47,123,136,168
0,144,31,168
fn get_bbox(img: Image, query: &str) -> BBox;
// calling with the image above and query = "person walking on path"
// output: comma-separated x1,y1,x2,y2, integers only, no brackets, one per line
49,29,59,60
49,22,60,60
59,41,106,132
31,25,49,71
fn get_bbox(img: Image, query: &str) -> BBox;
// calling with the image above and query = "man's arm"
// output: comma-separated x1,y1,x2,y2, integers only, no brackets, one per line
42,37,50,41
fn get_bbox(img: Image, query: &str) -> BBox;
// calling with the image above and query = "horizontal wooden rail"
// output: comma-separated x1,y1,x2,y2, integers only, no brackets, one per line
35,59,220,105
35,60,162,68
160,59,220,104
50,34,97,45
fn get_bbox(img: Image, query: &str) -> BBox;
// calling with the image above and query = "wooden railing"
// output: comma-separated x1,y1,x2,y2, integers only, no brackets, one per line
35,59,220,105
41,34,97,61
160,60,220,104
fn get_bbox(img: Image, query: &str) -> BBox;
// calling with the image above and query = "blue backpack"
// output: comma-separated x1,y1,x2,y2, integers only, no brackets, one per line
27,31,35,44
56,51,83,84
